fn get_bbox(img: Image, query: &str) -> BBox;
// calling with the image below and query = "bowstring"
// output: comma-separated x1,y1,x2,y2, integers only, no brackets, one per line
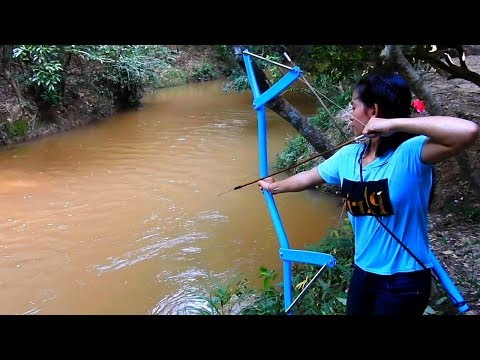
247,49,364,235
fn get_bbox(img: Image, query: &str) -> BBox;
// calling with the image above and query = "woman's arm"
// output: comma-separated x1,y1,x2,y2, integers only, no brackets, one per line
257,167,325,194
364,116,479,164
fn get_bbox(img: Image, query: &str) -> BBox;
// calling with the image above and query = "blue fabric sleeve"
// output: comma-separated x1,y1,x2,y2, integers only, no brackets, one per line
396,135,433,176
317,144,358,186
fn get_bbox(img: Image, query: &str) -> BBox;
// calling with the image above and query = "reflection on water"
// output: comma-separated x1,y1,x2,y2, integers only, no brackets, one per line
0,79,341,314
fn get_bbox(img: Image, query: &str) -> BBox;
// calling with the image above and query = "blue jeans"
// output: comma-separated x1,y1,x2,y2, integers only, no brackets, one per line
346,265,432,316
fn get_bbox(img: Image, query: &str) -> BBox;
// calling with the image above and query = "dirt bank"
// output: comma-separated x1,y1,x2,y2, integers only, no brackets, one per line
420,56,480,315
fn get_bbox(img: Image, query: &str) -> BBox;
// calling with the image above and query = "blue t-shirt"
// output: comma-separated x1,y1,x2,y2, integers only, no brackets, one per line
318,135,434,275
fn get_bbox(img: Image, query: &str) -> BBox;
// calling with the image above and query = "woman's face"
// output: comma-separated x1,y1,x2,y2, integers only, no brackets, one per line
350,91,374,136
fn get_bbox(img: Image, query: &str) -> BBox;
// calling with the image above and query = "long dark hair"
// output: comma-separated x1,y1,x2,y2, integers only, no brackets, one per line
355,70,413,157
355,70,436,208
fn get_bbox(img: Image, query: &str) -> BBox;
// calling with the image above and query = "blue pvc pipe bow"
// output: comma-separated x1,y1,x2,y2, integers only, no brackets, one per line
242,49,469,314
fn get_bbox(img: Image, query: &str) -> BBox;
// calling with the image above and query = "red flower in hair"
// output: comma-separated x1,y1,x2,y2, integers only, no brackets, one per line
412,99,426,113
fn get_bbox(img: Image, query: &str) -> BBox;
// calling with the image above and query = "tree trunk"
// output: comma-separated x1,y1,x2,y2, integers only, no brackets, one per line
382,45,480,193
0,45,24,105
232,46,335,158
382,45,443,116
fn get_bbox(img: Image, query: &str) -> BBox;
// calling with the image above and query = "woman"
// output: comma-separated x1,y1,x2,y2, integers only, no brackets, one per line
257,71,479,315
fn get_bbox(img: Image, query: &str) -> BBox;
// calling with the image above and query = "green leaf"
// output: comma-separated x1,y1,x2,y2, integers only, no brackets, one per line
435,296,448,305
336,297,347,306
423,306,437,315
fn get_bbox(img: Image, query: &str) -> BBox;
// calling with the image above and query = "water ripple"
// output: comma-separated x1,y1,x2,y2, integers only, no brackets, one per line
94,232,208,274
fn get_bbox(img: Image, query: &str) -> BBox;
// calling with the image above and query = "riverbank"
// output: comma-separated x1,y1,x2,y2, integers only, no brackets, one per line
0,45,230,148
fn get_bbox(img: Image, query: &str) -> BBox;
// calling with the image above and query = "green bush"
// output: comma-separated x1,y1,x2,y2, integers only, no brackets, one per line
6,119,29,137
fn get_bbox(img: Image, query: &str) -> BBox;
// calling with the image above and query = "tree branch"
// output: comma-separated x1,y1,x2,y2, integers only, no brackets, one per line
382,45,480,193
382,45,443,115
